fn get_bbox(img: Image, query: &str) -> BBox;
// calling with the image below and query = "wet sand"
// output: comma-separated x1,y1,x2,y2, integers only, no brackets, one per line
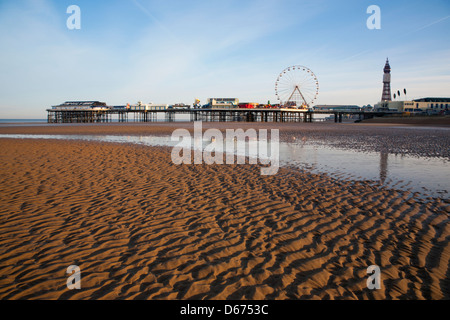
0,124,449,300
1,122,449,158
359,116,450,126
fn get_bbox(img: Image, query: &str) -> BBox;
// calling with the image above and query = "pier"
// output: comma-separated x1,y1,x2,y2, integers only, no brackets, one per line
46,108,401,124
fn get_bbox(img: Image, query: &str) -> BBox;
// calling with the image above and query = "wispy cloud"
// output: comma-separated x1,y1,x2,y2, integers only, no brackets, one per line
407,15,450,35
130,0,180,42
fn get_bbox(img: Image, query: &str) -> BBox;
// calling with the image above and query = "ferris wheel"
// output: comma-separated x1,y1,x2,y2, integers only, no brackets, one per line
275,65,319,108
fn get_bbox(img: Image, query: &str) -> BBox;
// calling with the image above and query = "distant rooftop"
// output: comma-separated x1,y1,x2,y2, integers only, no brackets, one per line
50,101,108,110
58,101,107,106
413,97,450,103
314,105,361,110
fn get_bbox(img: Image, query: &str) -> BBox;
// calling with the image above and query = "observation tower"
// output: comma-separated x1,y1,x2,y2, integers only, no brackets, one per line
381,58,392,101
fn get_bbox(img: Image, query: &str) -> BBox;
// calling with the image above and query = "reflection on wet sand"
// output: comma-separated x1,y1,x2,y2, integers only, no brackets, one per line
379,152,388,184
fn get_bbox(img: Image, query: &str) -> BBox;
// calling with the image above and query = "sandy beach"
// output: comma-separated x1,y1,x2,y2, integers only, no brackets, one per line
0,123,449,300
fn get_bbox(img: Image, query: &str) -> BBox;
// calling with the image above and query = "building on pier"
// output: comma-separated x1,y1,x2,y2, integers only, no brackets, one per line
129,102,168,111
52,101,109,110
207,98,239,109
239,102,259,109
313,105,361,112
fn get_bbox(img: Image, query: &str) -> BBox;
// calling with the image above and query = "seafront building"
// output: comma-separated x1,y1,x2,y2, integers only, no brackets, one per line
375,98,450,114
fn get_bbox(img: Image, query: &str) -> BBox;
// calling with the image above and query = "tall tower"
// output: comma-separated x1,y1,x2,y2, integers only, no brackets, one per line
381,58,392,101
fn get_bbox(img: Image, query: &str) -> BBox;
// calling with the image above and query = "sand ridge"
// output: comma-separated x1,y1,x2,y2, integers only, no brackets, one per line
0,138,449,300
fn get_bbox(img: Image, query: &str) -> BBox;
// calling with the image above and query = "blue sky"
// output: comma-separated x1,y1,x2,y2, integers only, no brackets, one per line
0,0,449,118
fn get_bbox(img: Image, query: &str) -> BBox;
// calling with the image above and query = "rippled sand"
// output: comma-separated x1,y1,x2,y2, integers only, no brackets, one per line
0,137,448,300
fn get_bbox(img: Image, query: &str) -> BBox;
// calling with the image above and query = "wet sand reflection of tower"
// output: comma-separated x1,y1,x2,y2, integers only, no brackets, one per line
379,152,388,184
